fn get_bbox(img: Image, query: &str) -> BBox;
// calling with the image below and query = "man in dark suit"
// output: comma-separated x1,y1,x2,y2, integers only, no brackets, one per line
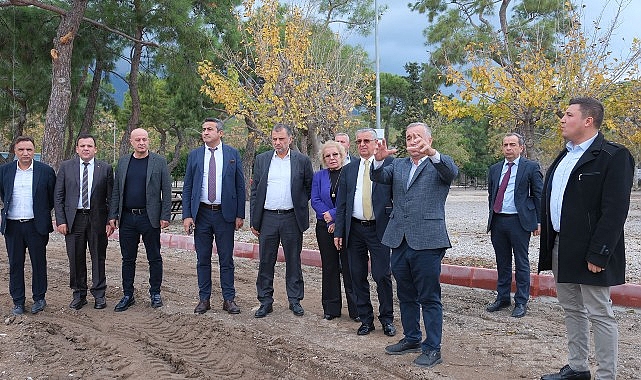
0,136,55,315
334,128,396,337
334,132,356,165
372,122,458,369
109,128,172,312
539,97,634,380
250,124,313,318
485,133,542,318
182,117,246,315
55,134,114,310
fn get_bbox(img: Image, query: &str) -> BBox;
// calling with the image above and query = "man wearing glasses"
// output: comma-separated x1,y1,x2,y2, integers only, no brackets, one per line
334,128,396,337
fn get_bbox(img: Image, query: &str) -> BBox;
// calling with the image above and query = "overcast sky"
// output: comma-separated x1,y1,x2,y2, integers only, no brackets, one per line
343,0,641,76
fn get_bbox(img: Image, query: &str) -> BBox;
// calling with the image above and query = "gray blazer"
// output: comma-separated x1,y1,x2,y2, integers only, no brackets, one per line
371,154,458,250
109,152,172,228
486,157,542,233
55,158,114,231
250,149,313,233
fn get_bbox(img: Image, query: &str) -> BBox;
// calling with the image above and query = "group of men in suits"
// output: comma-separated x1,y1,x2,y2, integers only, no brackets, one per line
0,128,173,315
1,96,634,378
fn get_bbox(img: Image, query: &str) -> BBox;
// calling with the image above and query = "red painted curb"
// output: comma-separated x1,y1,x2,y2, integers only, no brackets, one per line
108,232,641,308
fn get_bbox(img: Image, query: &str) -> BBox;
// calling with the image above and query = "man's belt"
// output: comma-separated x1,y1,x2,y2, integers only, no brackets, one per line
264,208,294,214
200,202,222,211
352,217,375,226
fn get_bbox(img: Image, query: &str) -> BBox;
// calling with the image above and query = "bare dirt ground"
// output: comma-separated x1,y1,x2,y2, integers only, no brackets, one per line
1,189,640,379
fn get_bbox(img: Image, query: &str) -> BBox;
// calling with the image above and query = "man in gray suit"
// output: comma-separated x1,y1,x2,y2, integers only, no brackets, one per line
371,122,458,369
55,134,114,310
250,124,313,318
486,133,542,318
109,128,172,312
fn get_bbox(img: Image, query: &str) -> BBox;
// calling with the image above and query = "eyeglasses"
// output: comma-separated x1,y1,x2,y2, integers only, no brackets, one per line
324,152,340,159
355,139,373,145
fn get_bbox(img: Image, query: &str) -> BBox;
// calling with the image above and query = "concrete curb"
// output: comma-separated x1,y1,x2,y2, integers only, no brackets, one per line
110,231,641,309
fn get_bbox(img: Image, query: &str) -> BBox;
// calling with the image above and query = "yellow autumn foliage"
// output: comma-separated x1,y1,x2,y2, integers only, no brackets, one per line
197,0,370,150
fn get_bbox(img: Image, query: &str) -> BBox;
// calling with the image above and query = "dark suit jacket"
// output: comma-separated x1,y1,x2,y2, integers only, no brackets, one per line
54,158,114,231
250,150,313,233
182,144,246,224
538,132,635,286
0,160,56,236
334,157,393,247
109,152,172,228
486,157,543,233
371,154,458,250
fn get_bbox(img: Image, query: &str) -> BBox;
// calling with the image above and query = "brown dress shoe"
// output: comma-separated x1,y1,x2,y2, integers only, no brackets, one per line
194,299,211,314
223,299,240,314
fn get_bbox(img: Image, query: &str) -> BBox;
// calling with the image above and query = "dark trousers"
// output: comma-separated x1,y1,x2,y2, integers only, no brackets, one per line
194,207,236,301
490,213,531,305
315,220,357,318
118,212,162,296
347,220,394,325
256,211,303,305
391,239,445,352
66,213,107,299
4,219,48,305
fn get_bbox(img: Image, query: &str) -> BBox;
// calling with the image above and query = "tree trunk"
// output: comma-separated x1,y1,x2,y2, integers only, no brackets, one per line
167,123,184,175
41,0,89,171
4,88,28,163
81,58,104,135
243,115,258,197
119,22,143,156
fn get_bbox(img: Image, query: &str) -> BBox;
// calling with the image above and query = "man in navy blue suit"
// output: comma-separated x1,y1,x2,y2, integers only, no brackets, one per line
0,136,55,315
183,118,246,315
486,133,542,318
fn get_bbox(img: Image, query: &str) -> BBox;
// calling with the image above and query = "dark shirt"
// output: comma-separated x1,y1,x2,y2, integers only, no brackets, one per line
329,168,341,206
123,154,148,209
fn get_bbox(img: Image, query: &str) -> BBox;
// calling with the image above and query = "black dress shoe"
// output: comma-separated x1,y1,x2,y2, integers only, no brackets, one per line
540,365,591,380
323,314,340,320
413,350,442,368
223,299,240,314
382,322,397,337
357,323,375,335
69,297,87,310
254,304,273,318
94,297,107,309
31,299,46,314
12,304,25,315
486,299,511,312
511,304,527,318
385,338,421,355
351,316,361,323
114,295,135,312
289,302,304,316
194,299,211,314
150,293,163,308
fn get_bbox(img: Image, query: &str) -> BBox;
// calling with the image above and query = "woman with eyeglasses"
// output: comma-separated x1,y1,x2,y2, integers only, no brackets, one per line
311,141,358,321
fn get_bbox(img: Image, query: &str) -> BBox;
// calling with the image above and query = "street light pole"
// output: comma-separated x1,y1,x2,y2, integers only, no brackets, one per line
375,0,381,133
112,121,116,163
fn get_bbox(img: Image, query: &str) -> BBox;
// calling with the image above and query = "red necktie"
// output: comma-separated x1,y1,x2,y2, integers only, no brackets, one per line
208,147,217,203
493,162,514,213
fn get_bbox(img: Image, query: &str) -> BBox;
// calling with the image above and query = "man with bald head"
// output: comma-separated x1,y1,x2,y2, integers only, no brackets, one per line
109,128,172,312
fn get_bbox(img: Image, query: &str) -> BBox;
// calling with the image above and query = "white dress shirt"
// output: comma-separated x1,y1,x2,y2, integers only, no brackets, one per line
264,150,294,210
77,158,95,209
8,161,35,220
550,133,598,232
352,156,374,220
200,143,224,204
